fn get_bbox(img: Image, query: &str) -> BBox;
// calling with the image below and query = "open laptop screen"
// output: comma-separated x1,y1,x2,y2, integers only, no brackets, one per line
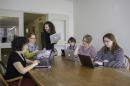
34,50,53,68
78,54,94,68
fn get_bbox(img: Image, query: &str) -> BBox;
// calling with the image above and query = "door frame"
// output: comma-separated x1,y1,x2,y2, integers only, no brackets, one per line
48,14,69,44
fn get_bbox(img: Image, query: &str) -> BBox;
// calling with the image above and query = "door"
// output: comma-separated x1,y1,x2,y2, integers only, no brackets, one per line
48,14,69,55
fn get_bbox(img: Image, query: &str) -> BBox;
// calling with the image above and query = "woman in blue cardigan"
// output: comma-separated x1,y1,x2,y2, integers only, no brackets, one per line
95,33,129,69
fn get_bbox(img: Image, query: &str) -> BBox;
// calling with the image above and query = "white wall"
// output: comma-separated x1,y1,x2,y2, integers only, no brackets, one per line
0,0,74,37
74,0,130,56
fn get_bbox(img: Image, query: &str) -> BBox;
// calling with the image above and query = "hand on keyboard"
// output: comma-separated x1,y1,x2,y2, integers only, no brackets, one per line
33,60,40,66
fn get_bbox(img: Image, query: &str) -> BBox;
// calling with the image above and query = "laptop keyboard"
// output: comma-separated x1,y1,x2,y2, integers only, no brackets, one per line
38,61,49,66
35,60,51,68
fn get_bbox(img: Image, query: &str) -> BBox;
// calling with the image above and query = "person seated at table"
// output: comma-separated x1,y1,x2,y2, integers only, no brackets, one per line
75,34,97,61
5,36,40,86
61,37,77,56
95,33,129,69
23,33,40,59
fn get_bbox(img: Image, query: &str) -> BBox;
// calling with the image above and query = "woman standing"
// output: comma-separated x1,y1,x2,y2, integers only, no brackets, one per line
41,21,56,50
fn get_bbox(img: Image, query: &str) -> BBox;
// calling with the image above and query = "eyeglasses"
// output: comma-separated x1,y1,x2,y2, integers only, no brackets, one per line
30,38,36,39
104,40,110,43
82,40,87,42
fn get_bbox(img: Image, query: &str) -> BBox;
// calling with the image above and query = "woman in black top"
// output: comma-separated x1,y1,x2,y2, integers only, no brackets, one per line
41,21,56,50
5,36,39,86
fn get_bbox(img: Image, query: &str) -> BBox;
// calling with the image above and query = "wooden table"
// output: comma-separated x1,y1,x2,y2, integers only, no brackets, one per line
29,56,130,86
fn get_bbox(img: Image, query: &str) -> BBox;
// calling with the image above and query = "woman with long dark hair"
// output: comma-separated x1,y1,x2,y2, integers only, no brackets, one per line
41,21,56,50
5,36,39,86
95,33,129,69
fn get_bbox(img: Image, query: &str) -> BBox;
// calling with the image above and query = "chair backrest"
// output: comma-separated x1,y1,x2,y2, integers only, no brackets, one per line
0,61,23,86
0,73,9,86
124,55,130,70
0,61,7,75
0,61,8,86
125,55,130,62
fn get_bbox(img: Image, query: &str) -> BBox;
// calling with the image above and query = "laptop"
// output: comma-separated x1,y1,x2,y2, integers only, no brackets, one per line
35,50,54,68
78,54,94,68
50,33,61,44
64,50,76,61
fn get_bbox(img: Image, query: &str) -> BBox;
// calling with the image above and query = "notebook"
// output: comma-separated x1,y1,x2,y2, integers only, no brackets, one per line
78,54,95,68
50,33,61,44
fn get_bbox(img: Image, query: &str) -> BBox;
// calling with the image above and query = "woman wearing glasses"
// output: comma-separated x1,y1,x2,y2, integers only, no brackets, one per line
75,34,97,61
23,33,39,59
95,33,129,69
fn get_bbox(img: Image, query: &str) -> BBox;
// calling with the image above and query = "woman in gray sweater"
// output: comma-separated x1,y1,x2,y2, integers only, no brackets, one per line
95,33,129,69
